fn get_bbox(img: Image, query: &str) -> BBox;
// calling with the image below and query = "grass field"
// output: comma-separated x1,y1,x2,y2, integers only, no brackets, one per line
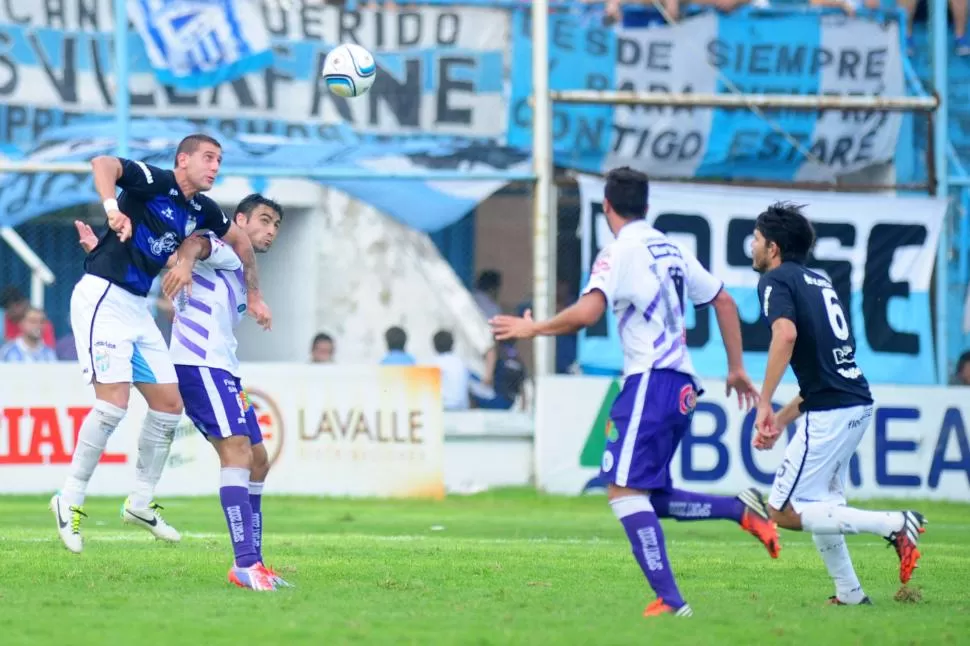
0,489,967,646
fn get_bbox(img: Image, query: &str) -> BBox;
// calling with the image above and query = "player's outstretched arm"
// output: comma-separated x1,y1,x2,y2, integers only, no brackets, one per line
91,156,132,242
490,292,606,341
221,222,271,330
711,290,759,409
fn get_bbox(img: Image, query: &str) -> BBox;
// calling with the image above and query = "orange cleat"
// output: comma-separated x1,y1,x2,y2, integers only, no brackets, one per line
228,562,277,591
887,511,926,584
264,564,294,588
644,598,693,617
738,488,781,559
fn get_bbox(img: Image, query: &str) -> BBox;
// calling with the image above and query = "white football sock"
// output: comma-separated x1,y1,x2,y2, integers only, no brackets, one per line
129,409,181,509
62,400,126,507
801,503,904,538
813,534,866,604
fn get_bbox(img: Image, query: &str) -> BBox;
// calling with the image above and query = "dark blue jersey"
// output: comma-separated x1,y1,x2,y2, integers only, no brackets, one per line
757,261,873,412
84,159,231,296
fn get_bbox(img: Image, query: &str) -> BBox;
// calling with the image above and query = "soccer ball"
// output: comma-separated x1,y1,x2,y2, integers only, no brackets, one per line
322,43,377,98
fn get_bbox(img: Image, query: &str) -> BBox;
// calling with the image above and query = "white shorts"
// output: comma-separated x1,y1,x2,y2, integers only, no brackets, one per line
70,274,177,385
768,404,873,514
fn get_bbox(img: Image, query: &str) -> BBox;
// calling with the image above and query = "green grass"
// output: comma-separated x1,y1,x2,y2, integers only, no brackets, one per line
0,489,967,645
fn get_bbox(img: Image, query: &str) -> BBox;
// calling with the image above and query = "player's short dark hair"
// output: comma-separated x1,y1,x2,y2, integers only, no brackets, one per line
174,134,221,167
433,330,454,353
604,166,649,220
0,285,26,308
385,326,407,351
312,332,333,348
755,201,816,264
476,270,501,292
235,194,284,222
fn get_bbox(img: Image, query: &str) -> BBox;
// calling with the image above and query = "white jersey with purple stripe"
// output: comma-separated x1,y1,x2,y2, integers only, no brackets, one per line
582,220,722,385
169,233,247,376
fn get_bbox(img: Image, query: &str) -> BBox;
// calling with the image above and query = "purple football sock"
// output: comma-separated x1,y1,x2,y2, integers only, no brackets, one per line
221,467,257,568
249,481,264,563
611,496,686,609
651,488,745,523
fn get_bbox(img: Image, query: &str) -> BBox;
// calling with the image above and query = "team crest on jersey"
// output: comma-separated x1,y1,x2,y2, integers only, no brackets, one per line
678,384,697,415
93,348,110,373
149,232,178,257
185,214,197,237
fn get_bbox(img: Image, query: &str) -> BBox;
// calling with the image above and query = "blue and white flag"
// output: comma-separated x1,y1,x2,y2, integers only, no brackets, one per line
128,0,273,90
509,10,907,183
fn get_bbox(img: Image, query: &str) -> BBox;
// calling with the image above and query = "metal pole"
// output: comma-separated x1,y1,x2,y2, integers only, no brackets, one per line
543,90,938,111
114,0,130,158
531,0,554,378
931,0,950,384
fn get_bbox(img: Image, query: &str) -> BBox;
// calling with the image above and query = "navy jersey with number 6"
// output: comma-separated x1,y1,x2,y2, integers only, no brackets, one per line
757,261,873,412
84,159,230,297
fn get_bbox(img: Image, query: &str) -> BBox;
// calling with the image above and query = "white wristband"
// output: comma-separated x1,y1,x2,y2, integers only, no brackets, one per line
103,198,119,213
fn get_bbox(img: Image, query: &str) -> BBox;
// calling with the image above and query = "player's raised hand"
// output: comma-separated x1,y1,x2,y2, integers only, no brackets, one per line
74,220,98,253
106,208,132,242
162,256,193,300
490,310,537,341
248,296,272,331
725,368,759,410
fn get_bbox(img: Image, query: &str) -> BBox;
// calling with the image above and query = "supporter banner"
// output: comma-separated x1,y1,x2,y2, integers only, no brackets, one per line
575,175,947,384
536,376,970,501
128,0,274,91
0,364,445,498
0,4,508,151
509,11,905,182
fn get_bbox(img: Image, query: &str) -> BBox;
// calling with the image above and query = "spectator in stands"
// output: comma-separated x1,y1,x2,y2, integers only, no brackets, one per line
432,330,471,411
896,0,970,56
953,351,970,385
470,339,527,411
472,270,503,321
310,332,335,363
0,306,57,363
1,286,55,346
605,0,752,26
380,326,416,365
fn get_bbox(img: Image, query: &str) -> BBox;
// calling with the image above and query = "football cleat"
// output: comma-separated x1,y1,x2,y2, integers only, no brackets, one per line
264,564,294,588
827,595,873,606
738,488,781,559
50,493,86,554
887,511,926,584
121,497,181,542
644,598,693,617
229,563,277,591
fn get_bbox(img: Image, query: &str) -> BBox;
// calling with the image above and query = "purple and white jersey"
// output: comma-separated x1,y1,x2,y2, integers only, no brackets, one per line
582,220,722,383
169,232,248,376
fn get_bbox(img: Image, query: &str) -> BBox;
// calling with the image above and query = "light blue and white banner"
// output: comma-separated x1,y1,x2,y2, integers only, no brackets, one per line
128,0,274,90
509,11,905,182
0,6,508,151
0,121,529,232
575,175,947,385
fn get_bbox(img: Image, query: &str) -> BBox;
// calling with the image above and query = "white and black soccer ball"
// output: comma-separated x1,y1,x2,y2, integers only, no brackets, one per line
322,43,377,98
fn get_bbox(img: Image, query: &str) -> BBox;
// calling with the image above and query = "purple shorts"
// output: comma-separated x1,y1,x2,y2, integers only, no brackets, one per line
175,365,263,445
600,369,697,491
